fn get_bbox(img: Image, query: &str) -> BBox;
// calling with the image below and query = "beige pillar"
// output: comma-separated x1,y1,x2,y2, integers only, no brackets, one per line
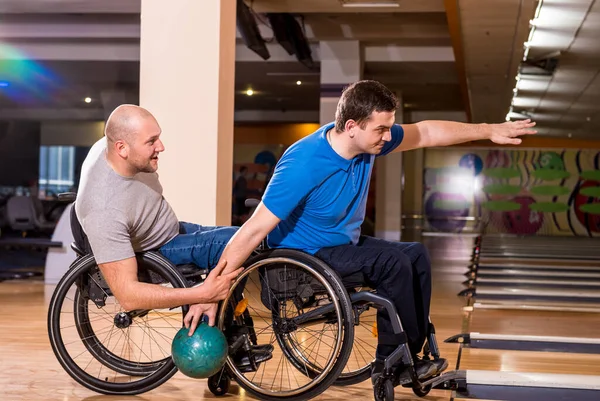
375,95,403,241
139,0,236,225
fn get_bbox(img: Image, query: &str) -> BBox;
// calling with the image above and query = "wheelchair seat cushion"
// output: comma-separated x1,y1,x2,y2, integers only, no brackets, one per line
339,271,367,289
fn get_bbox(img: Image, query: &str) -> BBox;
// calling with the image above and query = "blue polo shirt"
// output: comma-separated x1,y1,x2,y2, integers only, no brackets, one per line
262,122,404,254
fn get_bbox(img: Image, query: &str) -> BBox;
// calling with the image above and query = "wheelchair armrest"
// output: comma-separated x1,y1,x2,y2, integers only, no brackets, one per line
70,241,86,256
177,264,208,278
58,192,77,202
245,198,260,208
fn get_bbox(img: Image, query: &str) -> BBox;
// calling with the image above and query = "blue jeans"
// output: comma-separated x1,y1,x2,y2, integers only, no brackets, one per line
158,222,239,269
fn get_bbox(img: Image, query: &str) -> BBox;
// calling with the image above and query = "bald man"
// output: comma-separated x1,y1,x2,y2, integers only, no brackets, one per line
75,105,245,332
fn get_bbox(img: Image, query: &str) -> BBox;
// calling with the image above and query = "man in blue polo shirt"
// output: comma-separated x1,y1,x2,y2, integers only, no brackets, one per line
190,80,536,384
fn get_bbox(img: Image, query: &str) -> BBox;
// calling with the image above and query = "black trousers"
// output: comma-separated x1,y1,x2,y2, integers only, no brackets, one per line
315,235,432,358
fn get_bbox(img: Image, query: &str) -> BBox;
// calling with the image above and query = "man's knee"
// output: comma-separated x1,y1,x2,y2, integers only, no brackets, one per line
373,248,413,284
405,242,431,265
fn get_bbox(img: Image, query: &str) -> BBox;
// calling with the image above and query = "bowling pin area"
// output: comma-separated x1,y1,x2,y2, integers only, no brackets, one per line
1,233,599,400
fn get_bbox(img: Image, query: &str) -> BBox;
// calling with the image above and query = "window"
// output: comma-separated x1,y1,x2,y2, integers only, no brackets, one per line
39,146,75,194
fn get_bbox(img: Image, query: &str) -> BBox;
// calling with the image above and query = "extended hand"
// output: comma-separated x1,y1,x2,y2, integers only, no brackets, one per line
202,260,244,303
184,302,219,336
489,119,537,145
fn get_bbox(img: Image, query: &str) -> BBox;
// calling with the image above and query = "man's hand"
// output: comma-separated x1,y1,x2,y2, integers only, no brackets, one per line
200,260,244,303
489,119,537,145
184,302,219,335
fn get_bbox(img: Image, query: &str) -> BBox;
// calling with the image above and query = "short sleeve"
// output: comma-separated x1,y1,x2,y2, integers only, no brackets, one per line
262,154,316,221
81,209,134,264
378,124,404,157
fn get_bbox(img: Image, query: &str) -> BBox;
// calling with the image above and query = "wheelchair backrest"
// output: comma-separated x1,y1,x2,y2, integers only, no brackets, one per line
70,204,92,255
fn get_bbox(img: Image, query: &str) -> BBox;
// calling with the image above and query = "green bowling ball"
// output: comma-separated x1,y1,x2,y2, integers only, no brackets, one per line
171,323,228,379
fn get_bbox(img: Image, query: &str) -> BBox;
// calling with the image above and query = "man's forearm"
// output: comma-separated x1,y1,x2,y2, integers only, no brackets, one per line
219,226,265,275
416,121,492,147
120,282,210,311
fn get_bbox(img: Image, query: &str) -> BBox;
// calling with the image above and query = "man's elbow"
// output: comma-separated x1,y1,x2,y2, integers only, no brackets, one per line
119,298,136,311
111,286,137,311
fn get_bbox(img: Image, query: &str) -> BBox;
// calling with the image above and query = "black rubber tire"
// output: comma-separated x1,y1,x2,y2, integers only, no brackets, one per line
374,378,394,401
48,252,189,395
413,384,432,397
208,370,231,396
333,363,372,386
219,249,355,401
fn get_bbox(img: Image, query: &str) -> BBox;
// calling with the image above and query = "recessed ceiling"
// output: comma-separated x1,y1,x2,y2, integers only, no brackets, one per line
0,0,598,139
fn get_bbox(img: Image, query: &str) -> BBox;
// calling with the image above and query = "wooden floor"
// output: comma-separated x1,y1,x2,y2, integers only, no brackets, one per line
1,235,600,400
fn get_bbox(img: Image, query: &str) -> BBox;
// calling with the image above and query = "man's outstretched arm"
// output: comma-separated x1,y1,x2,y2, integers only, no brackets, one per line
98,256,241,311
181,202,281,334
395,119,537,152
219,202,282,275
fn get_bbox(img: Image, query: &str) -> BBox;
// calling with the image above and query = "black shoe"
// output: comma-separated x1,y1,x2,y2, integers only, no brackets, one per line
409,357,438,382
233,344,274,372
371,357,437,386
430,357,448,374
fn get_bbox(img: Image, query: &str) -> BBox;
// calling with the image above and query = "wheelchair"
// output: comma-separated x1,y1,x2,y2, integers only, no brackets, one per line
47,194,447,401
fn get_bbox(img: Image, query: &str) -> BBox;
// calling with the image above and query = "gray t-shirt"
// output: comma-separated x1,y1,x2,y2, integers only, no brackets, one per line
75,137,179,264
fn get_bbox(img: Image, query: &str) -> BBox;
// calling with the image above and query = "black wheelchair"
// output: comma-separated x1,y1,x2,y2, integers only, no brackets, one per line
47,194,450,401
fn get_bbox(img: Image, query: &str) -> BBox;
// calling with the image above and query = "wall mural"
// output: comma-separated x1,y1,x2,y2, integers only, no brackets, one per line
423,148,600,236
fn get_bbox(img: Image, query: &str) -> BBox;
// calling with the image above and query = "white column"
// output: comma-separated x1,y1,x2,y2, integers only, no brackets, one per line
139,0,236,225
319,41,362,126
375,95,404,241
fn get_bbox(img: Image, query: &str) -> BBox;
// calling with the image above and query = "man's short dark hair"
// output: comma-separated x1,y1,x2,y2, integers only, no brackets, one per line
335,80,399,132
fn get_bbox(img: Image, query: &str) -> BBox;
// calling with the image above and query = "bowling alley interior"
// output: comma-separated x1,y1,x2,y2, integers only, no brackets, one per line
1,1,600,400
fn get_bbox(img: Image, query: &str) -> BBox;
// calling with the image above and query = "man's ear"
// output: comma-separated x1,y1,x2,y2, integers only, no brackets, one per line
345,119,357,137
114,140,128,158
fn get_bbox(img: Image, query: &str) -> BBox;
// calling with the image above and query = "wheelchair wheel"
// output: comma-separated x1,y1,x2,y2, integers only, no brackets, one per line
275,289,377,387
217,249,355,401
48,252,189,395
333,289,377,386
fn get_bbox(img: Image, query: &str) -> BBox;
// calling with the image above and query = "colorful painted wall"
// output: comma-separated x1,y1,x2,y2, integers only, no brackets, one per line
423,148,600,237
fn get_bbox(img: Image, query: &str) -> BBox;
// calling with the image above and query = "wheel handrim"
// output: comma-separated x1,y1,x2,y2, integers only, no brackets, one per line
217,257,346,398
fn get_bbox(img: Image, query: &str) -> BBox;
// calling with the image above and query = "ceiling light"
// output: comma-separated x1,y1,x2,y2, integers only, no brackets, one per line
296,80,302,85
341,2,400,7
84,97,91,103
246,89,254,96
